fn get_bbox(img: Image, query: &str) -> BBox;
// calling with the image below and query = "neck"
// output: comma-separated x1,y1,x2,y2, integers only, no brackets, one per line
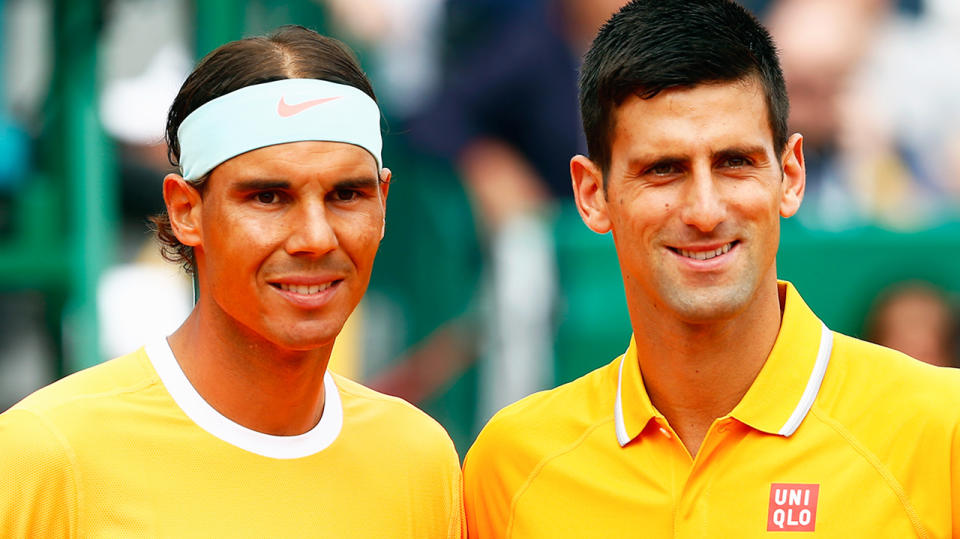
631,282,784,457
167,303,333,436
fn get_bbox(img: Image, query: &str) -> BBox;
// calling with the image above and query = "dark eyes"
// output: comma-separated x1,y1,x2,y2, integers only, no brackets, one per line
255,191,281,204
722,156,750,168
649,163,679,176
248,186,373,205
331,189,361,202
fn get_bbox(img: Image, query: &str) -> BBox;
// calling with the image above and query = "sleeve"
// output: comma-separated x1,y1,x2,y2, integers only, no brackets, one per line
0,409,77,537
449,453,466,539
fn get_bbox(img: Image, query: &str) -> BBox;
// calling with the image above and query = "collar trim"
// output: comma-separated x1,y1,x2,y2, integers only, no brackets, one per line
777,323,832,436
613,286,834,447
614,354,631,447
144,337,343,459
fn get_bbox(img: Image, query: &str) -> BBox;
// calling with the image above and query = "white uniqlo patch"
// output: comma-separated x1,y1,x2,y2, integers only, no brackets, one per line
767,483,819,532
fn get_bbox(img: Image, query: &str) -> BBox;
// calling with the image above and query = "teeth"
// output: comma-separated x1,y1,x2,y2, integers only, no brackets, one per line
278,282,334,295
678,243,732,260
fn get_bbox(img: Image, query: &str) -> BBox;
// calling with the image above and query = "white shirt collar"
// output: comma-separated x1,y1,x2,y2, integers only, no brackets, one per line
144,337,343,459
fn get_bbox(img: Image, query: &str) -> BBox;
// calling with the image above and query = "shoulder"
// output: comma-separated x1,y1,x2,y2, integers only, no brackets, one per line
825,333,960,413
465,358,617,486
462,359,618,537
0,348,160,474
6,348,158,422
332,373,458,459
814,332,960,454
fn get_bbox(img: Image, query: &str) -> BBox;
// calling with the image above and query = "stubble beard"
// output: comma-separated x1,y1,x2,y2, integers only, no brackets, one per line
655,267,761,325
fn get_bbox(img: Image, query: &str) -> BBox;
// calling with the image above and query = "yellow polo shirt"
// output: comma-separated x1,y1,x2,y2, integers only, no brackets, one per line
464,282,960,538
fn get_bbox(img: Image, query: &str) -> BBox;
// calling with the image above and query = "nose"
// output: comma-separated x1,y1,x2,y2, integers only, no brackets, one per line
285,201,338,256
678,165,726,232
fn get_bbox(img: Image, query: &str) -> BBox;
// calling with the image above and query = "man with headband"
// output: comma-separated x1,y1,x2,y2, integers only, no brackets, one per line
0,26,464,537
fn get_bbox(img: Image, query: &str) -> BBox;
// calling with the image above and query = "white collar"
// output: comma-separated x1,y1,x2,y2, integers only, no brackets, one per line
144,337,343,459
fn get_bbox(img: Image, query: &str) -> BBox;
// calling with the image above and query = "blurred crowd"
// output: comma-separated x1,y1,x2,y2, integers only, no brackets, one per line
0,0,958,443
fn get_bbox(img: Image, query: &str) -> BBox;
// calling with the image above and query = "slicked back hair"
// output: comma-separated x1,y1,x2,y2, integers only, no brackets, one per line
578,0,788,179
152,25,376,274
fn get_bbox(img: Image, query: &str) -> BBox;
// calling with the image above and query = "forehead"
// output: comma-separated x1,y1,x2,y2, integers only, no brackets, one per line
609,78,774,157
211,140,379,184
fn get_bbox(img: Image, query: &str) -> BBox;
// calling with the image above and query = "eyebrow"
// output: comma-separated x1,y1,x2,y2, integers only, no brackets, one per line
229,176,380,192
713,145,768,159
333,177,380,190
231,179,291,192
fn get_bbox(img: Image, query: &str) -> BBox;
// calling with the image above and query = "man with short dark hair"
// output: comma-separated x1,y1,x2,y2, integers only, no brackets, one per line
463,2,960,536
0,26,463,537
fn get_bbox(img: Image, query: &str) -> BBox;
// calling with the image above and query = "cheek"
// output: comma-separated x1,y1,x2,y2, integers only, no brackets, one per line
202,207,284,267
618,193,673,237
337,216,384,263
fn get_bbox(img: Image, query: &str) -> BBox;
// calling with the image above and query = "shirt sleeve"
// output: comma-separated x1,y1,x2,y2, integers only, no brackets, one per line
0,409,77,537
450,455,466,539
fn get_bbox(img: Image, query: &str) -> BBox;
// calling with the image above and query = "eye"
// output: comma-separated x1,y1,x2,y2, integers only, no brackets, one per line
255,191,281,204
649,163,679,176
332,189,361,202
721,156,751,168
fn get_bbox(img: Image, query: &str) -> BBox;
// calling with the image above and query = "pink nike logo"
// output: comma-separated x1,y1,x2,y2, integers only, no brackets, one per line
277,96,342,117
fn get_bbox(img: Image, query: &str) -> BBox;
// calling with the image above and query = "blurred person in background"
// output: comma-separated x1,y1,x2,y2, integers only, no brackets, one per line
463,1,960,535
409,0,623,421
0,26,463,536
769,0,960,229
866,281,958,368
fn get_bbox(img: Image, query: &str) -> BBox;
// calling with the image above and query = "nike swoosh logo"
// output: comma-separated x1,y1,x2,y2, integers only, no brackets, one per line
277,96,342,117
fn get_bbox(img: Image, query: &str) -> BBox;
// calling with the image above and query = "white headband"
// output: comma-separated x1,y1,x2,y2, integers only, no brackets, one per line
177,79,382,181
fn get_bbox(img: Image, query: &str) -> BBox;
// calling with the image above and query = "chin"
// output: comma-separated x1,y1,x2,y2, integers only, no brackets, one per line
267,324,342,352
663,282,756,324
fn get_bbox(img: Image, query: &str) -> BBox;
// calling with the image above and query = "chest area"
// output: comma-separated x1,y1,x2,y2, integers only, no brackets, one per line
68,422,451,537
507,422,938,538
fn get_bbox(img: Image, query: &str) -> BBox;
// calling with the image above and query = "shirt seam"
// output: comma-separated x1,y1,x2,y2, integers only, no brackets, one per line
11,408,82,538
21,377,160,417
809,406,930,538
505,417,614,538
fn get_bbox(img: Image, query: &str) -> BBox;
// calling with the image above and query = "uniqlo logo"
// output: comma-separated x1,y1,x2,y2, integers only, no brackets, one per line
767,483,819,532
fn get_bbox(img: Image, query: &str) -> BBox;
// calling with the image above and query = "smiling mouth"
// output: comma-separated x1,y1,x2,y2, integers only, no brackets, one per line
272,281,339,295
669,241,738,261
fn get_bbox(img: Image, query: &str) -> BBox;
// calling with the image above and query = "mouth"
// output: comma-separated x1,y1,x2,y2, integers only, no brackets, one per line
271,282,339,295
668,240,739,261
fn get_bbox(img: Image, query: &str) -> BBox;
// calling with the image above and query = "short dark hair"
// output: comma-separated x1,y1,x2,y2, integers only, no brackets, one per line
578,0,788,177
151,25,377,274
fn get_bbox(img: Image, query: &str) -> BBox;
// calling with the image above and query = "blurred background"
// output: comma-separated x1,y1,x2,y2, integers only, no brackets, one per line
1,0,958,455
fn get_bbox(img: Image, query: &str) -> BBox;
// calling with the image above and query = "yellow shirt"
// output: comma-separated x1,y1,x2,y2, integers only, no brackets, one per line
464,282,960,538
0,339,464,538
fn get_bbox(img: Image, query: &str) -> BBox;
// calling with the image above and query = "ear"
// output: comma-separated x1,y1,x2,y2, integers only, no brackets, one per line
571,155,611,234
378,167,391,240
779,133,806,218
163,173,204,247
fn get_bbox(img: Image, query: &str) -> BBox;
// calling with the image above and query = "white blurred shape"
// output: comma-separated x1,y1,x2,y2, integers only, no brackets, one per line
99,44,191,145
98,263,192,358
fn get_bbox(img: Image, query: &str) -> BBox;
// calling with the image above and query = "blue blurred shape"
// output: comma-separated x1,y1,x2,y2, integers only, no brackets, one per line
0,114,29,191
